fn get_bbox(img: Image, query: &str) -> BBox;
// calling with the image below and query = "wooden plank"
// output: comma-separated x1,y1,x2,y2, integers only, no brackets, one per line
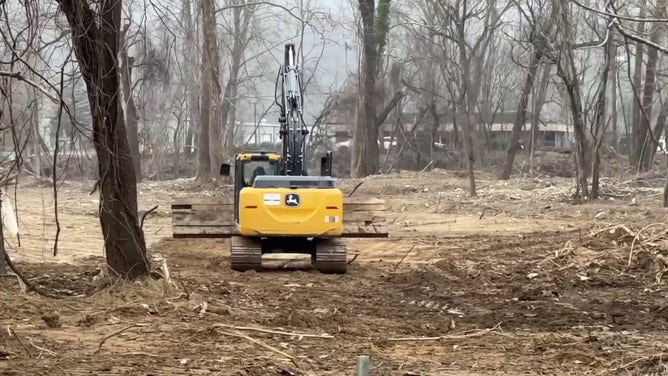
342,223,388,238
172,225,238,236
343,211,386,223
343,197,385,204
343,204,385,212
173,233,235,239
171,204,234,213
172,197,234,205
172,212,235,225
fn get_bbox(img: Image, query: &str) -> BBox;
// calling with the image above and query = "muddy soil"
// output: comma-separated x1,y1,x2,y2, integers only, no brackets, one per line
0,170,666,375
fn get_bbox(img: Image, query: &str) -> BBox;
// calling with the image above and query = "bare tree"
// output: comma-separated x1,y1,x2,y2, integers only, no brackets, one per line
351,0,402,178
591,27,616,199
57,0,150,278
218,0,256,154
551,0,590,198
419,0,508,195
183,0,199,156
630,0,666,171
206,0,224,178
197,0,217,180
500,0,554,180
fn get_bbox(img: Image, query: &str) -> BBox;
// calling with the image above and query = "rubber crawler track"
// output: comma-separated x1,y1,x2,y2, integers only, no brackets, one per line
313,238,347,274
230,236,262,272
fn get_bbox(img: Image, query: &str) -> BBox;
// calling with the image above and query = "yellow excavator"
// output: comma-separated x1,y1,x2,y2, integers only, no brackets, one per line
171,44,387,273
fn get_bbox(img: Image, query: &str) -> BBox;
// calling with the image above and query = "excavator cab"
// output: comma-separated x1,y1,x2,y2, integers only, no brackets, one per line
220,151,281,221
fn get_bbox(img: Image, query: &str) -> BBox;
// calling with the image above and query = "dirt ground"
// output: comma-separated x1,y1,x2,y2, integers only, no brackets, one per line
0,169,667,375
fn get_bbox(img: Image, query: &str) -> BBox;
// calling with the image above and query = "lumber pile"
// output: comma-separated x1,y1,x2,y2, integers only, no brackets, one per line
171,197,387,238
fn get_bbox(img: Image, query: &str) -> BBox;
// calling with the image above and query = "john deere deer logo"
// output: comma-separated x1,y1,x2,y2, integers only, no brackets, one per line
285,193,300,207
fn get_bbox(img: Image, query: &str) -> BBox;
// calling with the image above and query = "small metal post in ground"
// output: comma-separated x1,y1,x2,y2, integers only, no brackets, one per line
356,355,370,375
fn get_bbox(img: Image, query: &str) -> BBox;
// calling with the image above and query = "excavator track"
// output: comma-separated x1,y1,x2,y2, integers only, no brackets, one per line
313,238,347,274
230,236,262,272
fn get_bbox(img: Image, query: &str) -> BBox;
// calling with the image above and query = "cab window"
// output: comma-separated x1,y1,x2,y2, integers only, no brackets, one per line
243,161,279,186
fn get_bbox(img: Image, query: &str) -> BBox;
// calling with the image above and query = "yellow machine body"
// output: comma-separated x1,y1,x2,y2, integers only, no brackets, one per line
238,187,344,237
230,151,344,238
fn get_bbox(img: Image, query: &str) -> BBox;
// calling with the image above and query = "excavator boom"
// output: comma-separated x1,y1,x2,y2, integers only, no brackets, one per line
277,43,309,176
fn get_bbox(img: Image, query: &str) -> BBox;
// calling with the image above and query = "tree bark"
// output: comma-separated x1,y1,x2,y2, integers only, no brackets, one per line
351,0,394,178
529,63,552,176
203,0,223,177
457,35,479,196
352,0,380,178
197,0,215,180
120,54,142,183
57,0,149,279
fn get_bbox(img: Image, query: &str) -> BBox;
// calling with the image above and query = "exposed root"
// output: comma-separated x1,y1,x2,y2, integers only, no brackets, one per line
388,322,504,341
93,324,148,355
211,323,334,340
214,328,300,368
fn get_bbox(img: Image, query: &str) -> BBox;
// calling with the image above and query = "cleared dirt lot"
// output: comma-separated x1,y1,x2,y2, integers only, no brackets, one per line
0,170,667,375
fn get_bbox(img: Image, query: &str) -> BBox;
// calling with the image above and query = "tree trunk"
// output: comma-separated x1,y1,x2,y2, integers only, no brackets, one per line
57,0,149,279
610,44,619,152
351,0,393,178
631,0,665,171
0,194,6,275
648,98,668,165
197,0,215,180
500,50,541,180
554,0,589,199
222,2,253,155
529,63,552,176
631,0,648,158
183,0,198,157
461,99,477,196
351,0,380,178
203,0,223,177
591,31,614,199
460,47,478,196
664,158,668,206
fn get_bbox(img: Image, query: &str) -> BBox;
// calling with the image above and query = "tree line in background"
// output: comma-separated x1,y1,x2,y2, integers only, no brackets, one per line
1,0,668,279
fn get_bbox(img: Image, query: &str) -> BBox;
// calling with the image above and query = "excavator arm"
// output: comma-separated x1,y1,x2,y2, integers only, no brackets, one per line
276,43,309,176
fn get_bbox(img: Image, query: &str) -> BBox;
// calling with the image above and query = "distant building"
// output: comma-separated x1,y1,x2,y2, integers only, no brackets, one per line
321,111,575,152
